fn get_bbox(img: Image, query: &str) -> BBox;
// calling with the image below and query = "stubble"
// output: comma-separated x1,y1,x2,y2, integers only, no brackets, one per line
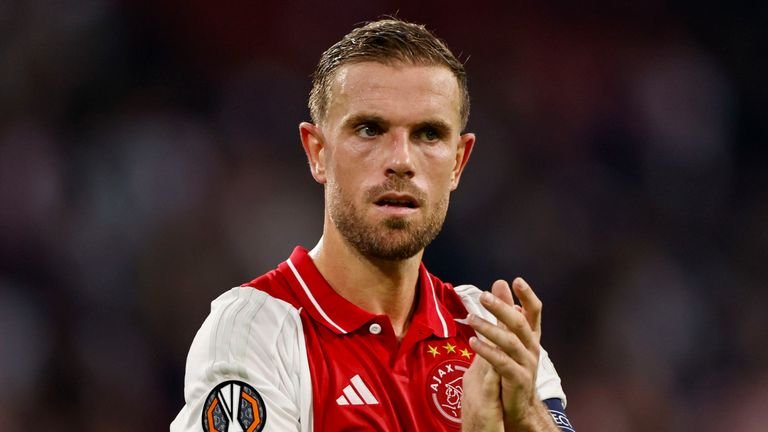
328,178,449,261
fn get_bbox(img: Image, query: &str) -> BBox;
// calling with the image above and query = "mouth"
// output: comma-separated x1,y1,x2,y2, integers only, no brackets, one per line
374,193,420,209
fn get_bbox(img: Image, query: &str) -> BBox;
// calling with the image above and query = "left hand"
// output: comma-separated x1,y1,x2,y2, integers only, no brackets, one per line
460,353,504,431
467,278,544,429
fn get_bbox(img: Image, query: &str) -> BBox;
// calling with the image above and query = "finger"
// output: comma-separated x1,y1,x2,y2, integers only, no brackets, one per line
479,290,538,351
489,280,513,332
468,314,537,368
461,357,502,422
469,335,530,383
466,355,501,392
512,277,542,338
491,279,515,308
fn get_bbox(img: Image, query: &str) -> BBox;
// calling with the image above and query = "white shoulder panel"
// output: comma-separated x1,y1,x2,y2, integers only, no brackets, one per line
453,284,567,407
170,287,313,431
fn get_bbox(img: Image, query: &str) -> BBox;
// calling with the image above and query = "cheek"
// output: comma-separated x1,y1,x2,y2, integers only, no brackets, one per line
331,160,362,185
332,147,387,189
327,161,367,202
431,181,454,201
423,175,456,209
424,150,460,185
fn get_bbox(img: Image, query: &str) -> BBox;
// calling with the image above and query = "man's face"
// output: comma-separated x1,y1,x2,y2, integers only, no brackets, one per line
303,62,474,260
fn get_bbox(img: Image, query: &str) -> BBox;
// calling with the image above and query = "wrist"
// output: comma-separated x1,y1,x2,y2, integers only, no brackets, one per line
504,401,559,432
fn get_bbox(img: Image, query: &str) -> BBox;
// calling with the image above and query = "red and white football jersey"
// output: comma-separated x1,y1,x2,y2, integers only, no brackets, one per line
171,247,568,431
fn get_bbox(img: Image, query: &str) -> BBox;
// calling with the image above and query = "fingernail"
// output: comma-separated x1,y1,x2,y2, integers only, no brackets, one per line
469,336,478,346
480,292,495,305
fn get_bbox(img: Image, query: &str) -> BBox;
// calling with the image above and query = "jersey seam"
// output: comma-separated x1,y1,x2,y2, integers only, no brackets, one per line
225,290,252,369
271,306,301,395
210,293,239,368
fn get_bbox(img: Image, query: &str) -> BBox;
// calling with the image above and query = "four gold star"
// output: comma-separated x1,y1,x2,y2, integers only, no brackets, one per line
426,343,473,359
460,348,472,359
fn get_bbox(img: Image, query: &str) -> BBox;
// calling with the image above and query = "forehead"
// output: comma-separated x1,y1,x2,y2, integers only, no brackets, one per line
325,62,462,128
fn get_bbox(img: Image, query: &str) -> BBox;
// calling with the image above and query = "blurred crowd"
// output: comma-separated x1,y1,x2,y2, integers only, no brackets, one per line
1,1,766,430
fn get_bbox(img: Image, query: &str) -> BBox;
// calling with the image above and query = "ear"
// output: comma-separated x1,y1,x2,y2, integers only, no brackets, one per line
449,132,475,190
299,122,328,184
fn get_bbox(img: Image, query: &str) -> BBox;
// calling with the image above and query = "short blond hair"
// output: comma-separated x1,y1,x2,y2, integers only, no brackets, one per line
308,18,470,129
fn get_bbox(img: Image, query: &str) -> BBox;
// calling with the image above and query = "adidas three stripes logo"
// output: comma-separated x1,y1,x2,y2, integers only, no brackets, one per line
335,374,379,406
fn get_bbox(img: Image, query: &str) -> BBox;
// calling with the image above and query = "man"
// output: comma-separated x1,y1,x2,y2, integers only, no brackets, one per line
171,18,574,431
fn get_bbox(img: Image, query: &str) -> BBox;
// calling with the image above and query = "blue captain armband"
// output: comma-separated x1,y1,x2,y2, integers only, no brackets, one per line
544,398,575,431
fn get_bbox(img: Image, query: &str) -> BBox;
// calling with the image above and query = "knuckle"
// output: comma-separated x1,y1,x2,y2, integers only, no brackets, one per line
531,344,541,358
500,337,521,356
473,317,489,331
513,313,527,328
509,314,527,333
491,345,508,364
532,297,543,310
526,351,539,368
500,365,518,379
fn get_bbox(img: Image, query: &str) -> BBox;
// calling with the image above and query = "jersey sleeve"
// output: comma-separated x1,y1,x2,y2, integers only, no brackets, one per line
453,284,568,407
170,287,313,432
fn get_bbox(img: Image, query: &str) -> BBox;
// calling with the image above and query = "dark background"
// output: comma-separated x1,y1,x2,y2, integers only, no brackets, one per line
1,1,766,430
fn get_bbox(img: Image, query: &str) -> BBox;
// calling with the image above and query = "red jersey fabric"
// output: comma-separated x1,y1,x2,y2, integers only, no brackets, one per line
244,246,476,430
170,246,569,431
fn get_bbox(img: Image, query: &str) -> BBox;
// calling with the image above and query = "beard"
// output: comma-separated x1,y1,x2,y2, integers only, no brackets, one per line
327,177,448,261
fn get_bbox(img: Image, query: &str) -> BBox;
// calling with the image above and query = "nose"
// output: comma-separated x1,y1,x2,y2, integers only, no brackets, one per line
385,129,415,178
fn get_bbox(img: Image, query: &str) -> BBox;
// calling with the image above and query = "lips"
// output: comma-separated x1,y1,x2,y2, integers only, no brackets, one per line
374,193,420,209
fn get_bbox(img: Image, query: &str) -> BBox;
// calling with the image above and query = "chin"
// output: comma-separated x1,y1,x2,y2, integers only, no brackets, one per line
382,217,410,230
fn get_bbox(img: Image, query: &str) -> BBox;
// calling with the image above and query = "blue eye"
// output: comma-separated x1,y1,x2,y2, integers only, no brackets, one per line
419,128,440,142
356,125,380,138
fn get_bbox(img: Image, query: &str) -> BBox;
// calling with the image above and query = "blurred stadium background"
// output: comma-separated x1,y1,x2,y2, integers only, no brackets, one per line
1,1,766,430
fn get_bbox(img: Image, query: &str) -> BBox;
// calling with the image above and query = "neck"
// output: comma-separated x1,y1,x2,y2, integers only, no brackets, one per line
309,230,423,340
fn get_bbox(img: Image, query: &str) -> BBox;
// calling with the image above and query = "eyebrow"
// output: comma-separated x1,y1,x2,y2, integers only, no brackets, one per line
341,114,390,131
412,120,453,136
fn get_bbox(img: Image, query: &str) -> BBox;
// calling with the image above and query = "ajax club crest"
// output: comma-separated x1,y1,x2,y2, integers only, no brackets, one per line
425,342,473,426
